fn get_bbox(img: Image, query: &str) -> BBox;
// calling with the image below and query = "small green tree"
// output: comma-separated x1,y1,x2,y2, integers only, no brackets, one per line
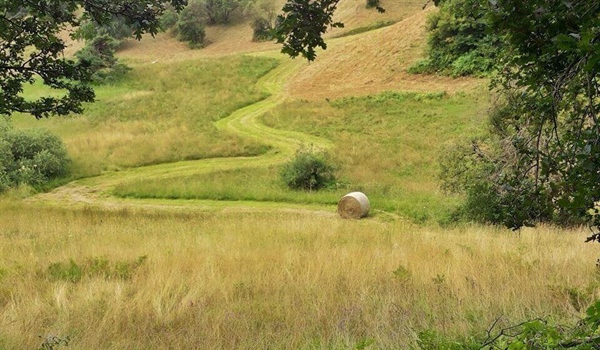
160,6,180,30
75,35,130,83
176,1,207,48
249,0,277,41
280,146,337,192
73,15,134,43
201,0,246,24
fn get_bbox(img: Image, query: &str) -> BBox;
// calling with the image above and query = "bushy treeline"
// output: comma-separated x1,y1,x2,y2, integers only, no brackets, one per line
431,0,600,230
0,120,70,192
158,0,278,47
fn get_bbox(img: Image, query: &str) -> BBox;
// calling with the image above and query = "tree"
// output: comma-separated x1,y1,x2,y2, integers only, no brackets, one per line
201,0,245,24
274,0,344,61
176,1,206,48
409,0,499,77
249,0,278,42
441,0,600,229
0,0,186,119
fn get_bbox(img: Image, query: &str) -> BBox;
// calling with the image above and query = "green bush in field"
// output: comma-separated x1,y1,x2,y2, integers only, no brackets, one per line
366,0,380,9
0,127,70,191
251,17,274,41
280,146,337,191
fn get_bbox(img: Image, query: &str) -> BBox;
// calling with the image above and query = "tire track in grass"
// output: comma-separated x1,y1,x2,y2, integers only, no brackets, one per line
26,58,335,214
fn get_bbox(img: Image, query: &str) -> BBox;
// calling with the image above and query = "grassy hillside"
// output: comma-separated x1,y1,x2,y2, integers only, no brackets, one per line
113,91,489,223
14,56,278,178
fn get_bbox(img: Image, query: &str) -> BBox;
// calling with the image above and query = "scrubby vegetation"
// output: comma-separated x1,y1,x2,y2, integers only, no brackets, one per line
280,145,337,191
0,120,70,192
408,0,498,77
176,1,207,48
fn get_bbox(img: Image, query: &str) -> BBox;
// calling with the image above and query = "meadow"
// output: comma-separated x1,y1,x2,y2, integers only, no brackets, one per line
1,204,597,349
111,91,489,223
2,3,599,349
13,56,277,178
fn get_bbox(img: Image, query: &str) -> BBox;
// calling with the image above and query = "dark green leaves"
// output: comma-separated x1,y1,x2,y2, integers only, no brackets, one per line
274,0,343,61
444,0,600,229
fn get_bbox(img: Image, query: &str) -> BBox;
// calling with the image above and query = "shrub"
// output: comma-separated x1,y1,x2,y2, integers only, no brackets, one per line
366,0,380,9
251,17,274,41
177,1,207,48
202,0,244,25
280,146,337,191
408,0,499,76
160,7,179,30
0,128,70,190
75,34,130,83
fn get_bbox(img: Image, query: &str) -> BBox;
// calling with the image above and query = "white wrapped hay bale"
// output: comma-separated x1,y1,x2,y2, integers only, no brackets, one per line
337,192,370,219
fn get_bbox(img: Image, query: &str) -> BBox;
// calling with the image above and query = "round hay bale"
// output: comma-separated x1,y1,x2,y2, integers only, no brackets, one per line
337,192,370,219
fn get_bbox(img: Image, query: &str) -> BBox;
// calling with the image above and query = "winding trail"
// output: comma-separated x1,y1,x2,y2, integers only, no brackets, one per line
27,58,336,215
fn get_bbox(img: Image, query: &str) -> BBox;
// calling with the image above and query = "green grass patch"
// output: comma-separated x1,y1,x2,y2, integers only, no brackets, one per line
261,91,489,222
113,166,343,205
13,55,279,178
113,90,489,223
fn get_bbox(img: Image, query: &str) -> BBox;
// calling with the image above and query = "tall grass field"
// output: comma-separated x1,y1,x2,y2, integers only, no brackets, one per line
0,204,597,349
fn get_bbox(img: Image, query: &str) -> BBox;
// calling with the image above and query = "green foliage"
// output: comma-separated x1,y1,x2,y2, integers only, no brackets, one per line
201,0,247,25
73,15,134,42
47,256,148,283
365,0,379,9
75,35,131,83
177,1,207,48
0,127,70,190
280,146,337,191
248,0,277,41
275,0,344,61
409,0,499,77
482,299,600,349
442,1,600,229
251,17,274,41
160,7,180,30
0,0,186,118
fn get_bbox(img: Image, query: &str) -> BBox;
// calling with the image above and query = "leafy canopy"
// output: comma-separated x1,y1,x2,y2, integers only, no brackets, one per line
442,0,600,229
0,0,186,119
274,0,344,61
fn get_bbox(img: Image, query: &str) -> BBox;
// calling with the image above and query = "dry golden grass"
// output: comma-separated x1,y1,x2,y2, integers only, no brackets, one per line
117,0,426,65
1,203,598,349
287,8,485,100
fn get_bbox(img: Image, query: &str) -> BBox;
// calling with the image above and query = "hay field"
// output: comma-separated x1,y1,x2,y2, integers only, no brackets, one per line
3,1,600,349
1,204,597,349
